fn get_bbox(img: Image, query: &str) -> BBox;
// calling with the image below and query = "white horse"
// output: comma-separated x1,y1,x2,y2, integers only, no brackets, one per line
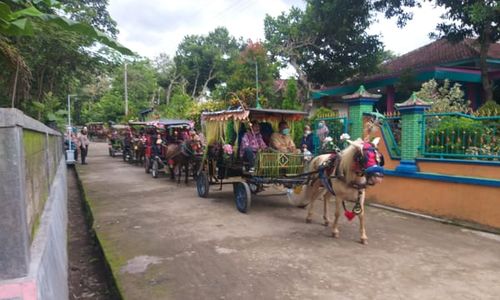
288,138,384,244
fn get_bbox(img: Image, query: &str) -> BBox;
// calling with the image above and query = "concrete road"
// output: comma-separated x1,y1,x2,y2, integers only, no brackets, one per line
77,142,500,300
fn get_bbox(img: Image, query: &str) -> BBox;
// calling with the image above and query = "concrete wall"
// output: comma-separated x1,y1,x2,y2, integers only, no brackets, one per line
0,108,67,300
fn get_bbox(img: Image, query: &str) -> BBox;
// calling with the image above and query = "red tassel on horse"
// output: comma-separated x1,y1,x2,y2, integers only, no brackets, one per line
344,210,356,221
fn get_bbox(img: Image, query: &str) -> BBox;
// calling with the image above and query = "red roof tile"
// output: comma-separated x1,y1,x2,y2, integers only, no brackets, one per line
383,39,500,73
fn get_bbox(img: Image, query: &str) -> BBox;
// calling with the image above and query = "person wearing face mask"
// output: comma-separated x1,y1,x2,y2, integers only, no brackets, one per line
300,124,314,152
270,121,297,153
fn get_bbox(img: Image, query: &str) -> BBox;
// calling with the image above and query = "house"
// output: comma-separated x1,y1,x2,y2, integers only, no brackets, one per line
311,39,500,113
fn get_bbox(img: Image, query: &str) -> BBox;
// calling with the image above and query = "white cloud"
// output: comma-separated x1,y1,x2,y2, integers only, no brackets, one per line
109,0,446,67
368,1,447,55
109,0,306,59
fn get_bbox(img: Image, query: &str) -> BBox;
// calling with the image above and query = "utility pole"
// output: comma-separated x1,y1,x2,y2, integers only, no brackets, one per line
124,62,128,116
255,60,261,109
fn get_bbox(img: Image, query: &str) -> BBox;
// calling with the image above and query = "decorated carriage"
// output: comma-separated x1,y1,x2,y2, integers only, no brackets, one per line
86,122,106,142
196,107,310,213
126,121,150,164
144,119,201,181
107,124,129,157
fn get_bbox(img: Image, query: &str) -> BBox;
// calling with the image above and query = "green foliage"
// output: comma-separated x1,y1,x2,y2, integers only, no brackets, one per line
175,27,240,97
112,59,157,114
417,79,469,113
24,91,67,130
281,79,300,110
477,100,500,116
91,92,124,123
186,99,226,130
265,0,384,87
0,0,131,54
226,41,279,108
157,89,194,120
425,116,499,159
374,0,499,101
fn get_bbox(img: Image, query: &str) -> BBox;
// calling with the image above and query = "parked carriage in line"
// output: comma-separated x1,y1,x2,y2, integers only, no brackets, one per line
107,124,129,157
127,121,149,164
196,107,310,213
144,119,202,182
86,122,107,142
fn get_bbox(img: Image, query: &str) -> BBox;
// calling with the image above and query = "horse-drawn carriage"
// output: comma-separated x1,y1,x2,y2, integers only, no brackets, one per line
144,119,203,183
195,107,310,213
107,124,129,157
126,121,149,164
87,122,106,142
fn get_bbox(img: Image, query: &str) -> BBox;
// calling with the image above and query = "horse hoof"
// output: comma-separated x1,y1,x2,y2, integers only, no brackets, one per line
323,221,330,226
360,239,368,245
305,219,312,224
332,231,339,238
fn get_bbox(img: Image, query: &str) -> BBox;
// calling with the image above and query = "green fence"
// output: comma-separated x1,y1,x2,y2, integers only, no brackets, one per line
421,113,500,160
381,115,402,158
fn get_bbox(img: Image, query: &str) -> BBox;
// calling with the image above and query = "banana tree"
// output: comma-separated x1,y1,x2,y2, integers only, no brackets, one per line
0,0,133,54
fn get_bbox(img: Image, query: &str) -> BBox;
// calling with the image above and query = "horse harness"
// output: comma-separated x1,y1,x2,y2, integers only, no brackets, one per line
292,142,384,219
316,153,363,217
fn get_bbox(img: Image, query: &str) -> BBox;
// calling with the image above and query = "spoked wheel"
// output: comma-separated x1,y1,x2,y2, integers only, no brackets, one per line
151,159,159,178
144,157,150,173
196,171,209,198
233,182,251,213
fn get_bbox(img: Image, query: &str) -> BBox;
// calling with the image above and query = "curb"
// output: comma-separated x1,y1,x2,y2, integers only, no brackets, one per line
73,165,124,300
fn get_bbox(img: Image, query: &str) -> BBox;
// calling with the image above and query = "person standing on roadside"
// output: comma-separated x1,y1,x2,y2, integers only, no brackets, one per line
79,127,90,164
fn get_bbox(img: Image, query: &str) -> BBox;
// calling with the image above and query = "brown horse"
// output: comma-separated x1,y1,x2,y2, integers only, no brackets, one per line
289,138,384,244
163,139,203,184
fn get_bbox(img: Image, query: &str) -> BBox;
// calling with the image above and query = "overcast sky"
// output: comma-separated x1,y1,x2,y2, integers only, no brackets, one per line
108,0,446,63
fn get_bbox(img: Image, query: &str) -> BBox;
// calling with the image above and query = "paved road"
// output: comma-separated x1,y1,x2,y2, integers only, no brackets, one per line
77,142,500,300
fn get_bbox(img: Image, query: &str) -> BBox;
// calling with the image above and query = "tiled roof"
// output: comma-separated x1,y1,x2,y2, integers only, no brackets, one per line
395,92,432,108
341,85,382,99
382,39,500,73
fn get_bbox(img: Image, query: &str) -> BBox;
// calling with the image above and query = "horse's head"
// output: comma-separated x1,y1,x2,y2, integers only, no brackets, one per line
185,139,203,155
341,138,384,187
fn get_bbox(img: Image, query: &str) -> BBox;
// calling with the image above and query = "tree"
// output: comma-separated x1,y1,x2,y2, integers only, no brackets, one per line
226,41,280,108
281,79,300,110
416,79,469,113
265,0,384,100
111,59,157,117
0,0,132,117
154,53,180,104
373,0,500,102
174,27,240,99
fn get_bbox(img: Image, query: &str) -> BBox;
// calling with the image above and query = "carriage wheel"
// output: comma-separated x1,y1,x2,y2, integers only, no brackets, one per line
144,157,150,173
196,172,209,198
152,160,159,178
233,182,251,213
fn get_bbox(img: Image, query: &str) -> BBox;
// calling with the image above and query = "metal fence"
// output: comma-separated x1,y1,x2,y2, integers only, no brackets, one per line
421,113,500,160
381,115,402,158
